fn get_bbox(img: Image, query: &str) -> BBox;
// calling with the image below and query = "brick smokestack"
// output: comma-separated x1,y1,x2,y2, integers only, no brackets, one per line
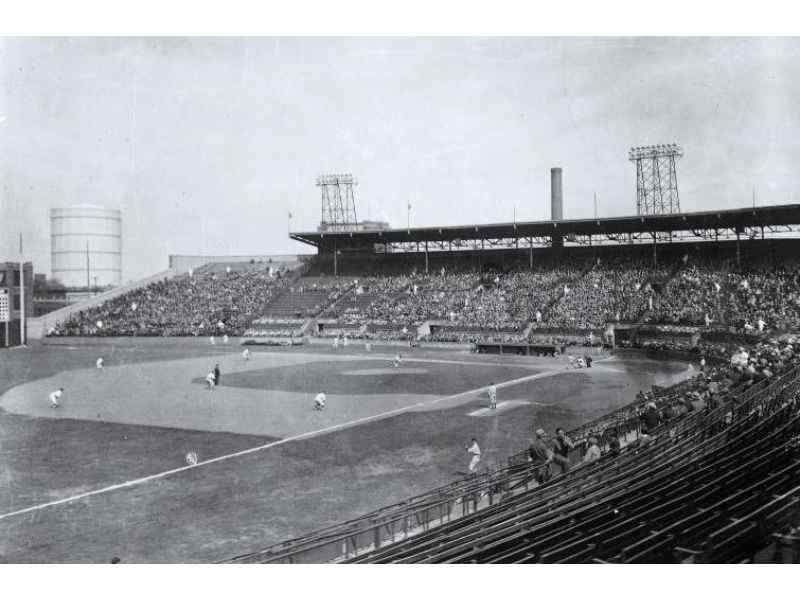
551,167,563,221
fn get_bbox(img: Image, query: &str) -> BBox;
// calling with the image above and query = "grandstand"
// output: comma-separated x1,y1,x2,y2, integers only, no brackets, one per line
48,237,800,343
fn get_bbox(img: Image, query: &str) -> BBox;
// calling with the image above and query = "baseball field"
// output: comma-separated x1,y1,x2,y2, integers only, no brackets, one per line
0,337,691,562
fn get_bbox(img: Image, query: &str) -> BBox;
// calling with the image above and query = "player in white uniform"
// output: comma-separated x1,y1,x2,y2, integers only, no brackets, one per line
96,357,104,370
487,382,497,410
466,438,481,473
49,388,64,408
205,371,216,390
223,334,229,345
333,336,339,349
242,348,250,361
209,335,216,345
314,391,326,411
393,353,402,368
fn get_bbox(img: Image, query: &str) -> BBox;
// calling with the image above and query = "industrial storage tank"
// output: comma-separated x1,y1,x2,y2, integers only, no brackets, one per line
50,205,122,288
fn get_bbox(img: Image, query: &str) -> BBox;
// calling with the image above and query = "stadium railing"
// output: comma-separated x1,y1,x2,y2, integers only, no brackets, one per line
349,380,800,563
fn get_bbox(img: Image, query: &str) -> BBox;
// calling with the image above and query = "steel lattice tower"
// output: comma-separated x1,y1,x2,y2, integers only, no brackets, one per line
317,173,358,232
629,144,684,215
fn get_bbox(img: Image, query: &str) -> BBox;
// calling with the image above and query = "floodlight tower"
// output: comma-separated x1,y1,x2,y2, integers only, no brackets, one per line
317,173,359,232
628,144,684,215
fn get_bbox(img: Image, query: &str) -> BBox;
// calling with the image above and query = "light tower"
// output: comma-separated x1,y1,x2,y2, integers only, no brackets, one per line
317,173,358,232
628,144,683,215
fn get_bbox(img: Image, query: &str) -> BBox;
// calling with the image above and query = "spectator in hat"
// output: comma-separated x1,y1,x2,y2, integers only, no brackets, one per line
552,427,574,473
583,437,602,463
641,401,660,433
528,428,554,483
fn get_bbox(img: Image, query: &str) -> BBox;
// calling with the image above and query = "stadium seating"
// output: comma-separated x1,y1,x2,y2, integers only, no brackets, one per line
48,250,800,342
50,269,292,336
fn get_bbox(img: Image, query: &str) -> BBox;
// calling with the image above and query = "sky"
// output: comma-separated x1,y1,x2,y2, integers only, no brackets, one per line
1,37,799,281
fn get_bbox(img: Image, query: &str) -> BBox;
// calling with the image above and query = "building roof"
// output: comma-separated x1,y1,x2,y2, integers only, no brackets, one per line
290,204,800,248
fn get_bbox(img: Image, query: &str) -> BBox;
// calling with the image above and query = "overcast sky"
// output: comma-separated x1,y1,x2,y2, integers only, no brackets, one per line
1,37,799,281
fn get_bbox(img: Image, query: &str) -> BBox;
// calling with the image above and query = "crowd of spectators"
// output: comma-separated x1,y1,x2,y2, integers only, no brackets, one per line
533,257,669,330
48,252,800,342
50,269,290,336
522,332,800,479
613,334,800,435
646,255,800,331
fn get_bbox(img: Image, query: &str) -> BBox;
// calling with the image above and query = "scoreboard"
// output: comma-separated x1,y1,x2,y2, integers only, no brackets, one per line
0,288,9,323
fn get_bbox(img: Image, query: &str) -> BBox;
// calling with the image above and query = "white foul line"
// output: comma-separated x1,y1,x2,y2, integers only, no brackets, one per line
0,366,570,523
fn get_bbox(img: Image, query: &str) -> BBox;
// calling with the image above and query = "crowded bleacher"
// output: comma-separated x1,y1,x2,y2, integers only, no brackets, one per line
49,247,800,342
50,266,293,337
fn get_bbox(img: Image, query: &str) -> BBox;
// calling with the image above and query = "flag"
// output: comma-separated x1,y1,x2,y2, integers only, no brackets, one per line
288,211,293,219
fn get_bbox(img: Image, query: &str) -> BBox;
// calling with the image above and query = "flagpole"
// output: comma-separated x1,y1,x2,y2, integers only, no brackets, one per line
19,233,25,346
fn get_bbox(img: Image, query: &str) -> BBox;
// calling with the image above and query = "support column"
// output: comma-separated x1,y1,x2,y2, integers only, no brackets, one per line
652,232,657,267
529,239,533,270
424,241,429,274
736,231,741,267
333,241,338,277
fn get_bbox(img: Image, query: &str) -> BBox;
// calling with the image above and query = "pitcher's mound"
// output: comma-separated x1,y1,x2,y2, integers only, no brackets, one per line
469,400,531,417
342,368,429,376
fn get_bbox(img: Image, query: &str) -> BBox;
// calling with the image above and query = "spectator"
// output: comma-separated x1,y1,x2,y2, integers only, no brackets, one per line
641,402,660,433
552,427,574,473
583,437,601,463
529,428,554,483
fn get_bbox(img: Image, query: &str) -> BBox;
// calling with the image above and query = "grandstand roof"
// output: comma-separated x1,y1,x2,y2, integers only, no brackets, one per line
290,203,800,248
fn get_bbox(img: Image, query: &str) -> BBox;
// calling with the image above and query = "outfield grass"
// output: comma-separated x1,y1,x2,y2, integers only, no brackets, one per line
0,339,689,563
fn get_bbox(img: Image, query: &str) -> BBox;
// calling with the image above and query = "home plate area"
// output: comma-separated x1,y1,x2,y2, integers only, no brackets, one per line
468,400,532,417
